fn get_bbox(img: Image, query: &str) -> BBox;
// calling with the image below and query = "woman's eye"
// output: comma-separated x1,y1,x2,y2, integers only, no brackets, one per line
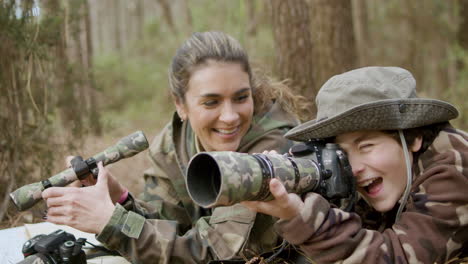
235,95,249,102
203,100,218,107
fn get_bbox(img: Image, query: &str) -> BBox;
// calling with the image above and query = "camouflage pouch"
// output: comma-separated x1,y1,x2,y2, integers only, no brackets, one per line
198,204,257,260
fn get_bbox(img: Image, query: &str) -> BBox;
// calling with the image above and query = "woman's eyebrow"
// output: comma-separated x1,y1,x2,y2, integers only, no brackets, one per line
199,87,251,98
234,87,251,95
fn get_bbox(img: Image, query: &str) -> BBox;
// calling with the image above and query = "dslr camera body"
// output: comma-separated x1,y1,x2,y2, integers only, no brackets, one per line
19,229,86,264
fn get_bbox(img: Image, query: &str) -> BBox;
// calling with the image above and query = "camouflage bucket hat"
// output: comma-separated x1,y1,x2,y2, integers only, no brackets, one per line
285,66,459,141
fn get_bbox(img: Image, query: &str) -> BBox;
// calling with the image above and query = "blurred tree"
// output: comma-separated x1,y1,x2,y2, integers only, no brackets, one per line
0,0,78,222
57,0,101,135
113,0,123,56
458,0,468,70
245,0,258,36
308,0,357,89
352,0,370,67
269,0,357,118
269,0,316,118
157,0,176,33
181,0,193,34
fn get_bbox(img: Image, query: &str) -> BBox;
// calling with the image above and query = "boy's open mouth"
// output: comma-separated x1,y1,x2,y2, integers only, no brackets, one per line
359,177,383,195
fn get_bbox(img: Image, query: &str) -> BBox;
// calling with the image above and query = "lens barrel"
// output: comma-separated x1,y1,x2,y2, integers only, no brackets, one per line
186,151,321,208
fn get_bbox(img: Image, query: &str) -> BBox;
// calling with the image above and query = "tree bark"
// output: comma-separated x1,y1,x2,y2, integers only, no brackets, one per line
246,0,257,36
458,0,468,70
157,0,176,32
270,0,317,117
308,0,357,89
352,0,370,67
181,0,193,35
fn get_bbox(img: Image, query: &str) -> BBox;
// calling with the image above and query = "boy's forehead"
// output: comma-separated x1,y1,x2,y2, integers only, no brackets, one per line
334,130,386,145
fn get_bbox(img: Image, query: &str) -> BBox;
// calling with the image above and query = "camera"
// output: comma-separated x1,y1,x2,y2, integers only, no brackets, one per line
186,140,356,209
18,229,86,264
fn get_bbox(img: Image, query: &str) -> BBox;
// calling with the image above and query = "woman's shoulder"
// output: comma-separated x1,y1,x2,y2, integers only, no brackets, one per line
252,101,300,129
148,116,177,156
245,102,298,139
239,102,299,153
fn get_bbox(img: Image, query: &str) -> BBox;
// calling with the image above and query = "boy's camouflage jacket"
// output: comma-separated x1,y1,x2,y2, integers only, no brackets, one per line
275,125,468,263
96,102,299,263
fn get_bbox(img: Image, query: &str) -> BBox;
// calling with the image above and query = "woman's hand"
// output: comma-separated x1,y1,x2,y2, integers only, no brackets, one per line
65,156,97,187
65,156,127,204
241,178,304,220
42,162,115,234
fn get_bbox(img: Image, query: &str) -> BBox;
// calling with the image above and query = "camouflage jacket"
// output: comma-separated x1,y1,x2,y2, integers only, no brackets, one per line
275,126,468,263
96,102,299,263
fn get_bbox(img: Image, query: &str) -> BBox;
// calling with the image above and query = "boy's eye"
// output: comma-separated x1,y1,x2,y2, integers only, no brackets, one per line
359,143,373,151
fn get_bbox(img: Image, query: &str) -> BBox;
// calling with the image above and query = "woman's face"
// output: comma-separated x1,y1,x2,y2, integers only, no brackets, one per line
335,130,422,212
175,60,254,152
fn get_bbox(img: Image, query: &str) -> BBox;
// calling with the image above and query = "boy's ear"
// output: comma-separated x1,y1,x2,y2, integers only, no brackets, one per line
411,136,423,152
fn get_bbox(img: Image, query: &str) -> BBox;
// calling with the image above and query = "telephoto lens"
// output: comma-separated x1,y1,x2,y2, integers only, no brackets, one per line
186,141,355,209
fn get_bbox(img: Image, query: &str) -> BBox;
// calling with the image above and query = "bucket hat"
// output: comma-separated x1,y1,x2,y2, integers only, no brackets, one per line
285,66,459,141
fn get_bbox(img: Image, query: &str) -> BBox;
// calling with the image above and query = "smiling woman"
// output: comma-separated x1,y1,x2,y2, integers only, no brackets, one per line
41,31,309,263
175,60,254,152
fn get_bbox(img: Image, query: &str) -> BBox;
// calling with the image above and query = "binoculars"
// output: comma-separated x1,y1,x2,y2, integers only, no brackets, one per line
186,141,356,208
10,131,149,211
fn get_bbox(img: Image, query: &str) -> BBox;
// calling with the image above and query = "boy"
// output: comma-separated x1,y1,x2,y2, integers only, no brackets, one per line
243,67,468,263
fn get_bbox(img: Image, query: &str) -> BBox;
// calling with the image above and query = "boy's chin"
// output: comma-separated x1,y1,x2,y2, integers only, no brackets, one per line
359,193,397,213
370,199,398,213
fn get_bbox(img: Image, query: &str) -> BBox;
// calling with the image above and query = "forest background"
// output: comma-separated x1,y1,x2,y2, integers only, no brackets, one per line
1,0,468,228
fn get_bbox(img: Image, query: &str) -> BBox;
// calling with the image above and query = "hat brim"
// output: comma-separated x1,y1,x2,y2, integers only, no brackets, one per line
285,99,458,141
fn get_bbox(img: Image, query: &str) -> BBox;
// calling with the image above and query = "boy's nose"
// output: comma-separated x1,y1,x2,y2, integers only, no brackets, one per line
349,157,365,177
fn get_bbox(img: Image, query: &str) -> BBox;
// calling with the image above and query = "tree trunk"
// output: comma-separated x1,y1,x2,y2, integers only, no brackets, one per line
136,0,145,41
181,0,193,34
84,0,101,135
157,0,176,32
352,0,370,67
246,0,257,36
114,0,122,55
308,0,357,89
270,0,317,117
458,0,468,70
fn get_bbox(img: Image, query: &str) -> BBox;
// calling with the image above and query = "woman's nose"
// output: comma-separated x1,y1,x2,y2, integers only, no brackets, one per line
219,103,239,124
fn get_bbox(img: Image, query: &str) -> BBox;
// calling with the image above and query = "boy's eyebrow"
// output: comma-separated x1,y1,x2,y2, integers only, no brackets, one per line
199,87,251,98
353,133,377,145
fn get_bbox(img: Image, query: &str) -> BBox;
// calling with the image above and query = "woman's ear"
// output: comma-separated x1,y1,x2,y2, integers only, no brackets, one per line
411,135,423,153
174,96,187,121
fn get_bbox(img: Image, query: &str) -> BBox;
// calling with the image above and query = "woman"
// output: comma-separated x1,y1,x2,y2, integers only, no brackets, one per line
42,31,308,263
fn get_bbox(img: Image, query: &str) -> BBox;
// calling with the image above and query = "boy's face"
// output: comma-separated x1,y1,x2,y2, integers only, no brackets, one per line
335,130,421,212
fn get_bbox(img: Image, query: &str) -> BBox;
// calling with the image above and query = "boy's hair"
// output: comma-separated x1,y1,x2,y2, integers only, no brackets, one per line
383,122,449,162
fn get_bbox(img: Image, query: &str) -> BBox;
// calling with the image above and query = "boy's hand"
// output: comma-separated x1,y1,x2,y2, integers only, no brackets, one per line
242,178,304,220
